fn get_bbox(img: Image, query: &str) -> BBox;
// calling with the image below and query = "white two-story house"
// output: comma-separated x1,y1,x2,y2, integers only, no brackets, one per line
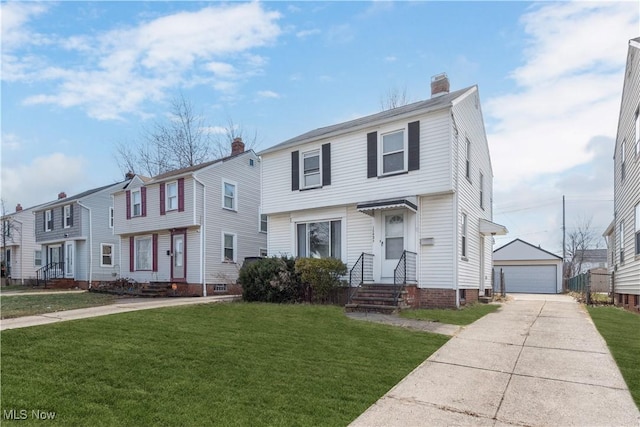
604,37,640,313
1,202,45,285
112,139,266,296
260,75,506,308
33,180,132,288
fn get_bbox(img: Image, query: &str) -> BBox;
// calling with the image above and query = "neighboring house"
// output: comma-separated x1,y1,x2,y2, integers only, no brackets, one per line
493,239,563,294
1,202,45,284
260,74,506,308
33,180,132,288
576,248,607,274
112,139,266,296
604,37,640,313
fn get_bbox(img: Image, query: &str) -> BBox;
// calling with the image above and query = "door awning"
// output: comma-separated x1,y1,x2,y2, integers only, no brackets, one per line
356,197,418,216
479,219,508,236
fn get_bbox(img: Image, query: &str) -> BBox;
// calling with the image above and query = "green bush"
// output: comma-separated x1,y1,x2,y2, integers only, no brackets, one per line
295,258,347,302
239,257,301,303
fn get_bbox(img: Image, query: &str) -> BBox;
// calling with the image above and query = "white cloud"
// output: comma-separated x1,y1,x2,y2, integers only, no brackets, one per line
201,126,227,135
257,90,280,99
1,153,87,210
296,29,320,39
5,3,282,120
1,133,21,151
487,1,638,190
384,55,397,62
0,2,50,49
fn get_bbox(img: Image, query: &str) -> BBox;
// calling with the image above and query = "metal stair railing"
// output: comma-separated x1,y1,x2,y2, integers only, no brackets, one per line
393,250,417,305
348,252,374,304
36,262,65,288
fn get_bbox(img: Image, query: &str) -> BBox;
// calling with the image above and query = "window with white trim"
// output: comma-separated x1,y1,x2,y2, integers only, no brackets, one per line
34,250,42,267
635,109,639,154
296,220,341,259
64,205,72,228
619,221,625,264
166,181,178,211
135,236,152,270
101,243,114,267
380,129,406,175
259,248,268,257
479,172,484,209
465,138,471,180
45,210,53,231
301,150,321,188
635,203,640,256
260,213,267,233
2,221,11,238
109,207,114,228
132,190,142,217
223,181,236,211
461,213,468,258
222,232,236,262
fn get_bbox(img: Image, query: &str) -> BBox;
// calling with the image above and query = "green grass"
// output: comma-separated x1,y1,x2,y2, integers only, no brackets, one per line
1,293,117,319
587,306,640,408
399,303,500,325
0,303,449,426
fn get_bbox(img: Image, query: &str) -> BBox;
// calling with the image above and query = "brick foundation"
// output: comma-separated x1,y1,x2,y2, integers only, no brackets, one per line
459,289,479,306
170,283,243,297
614,293,640,313
401,287,492,309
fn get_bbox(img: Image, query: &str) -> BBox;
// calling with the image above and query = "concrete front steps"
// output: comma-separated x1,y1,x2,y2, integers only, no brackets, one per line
345,284,407,314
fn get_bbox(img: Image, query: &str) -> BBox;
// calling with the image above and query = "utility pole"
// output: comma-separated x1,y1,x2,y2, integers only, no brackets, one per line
562,195,566,291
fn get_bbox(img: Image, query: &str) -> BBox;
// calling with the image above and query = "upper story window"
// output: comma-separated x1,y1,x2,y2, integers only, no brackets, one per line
2,220,12,238
63,205,72,228
109,207,114,228
223,181,237,211
260,213,268,233
465,138,471,181
635,109,639,152
621,140,626,181
479,172,485,210
302,150,321,188
166,181,178,211
635,203,640,256
461,213,468,259
45,209,53,231
132,190,142,217
619,221,625,264
380,130,406,175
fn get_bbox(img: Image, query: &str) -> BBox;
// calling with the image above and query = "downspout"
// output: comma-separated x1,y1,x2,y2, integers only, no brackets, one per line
13,218,24,285
77,201,93,289
452,112,460,309
193,175,207,296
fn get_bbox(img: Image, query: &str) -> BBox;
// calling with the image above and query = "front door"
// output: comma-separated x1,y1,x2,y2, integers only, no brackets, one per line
48,245,62,276
65,241,74,278
4,249,10,277
171,232,186,281
382,212,405,279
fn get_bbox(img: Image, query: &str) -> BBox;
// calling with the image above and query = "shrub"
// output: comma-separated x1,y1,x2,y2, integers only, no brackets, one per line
239,257,301,303
295,258,347,303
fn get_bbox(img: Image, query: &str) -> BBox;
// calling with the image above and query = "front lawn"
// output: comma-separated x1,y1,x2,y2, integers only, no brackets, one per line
0,293,117,319
399,302,500,325
587,306,640,408
1,303,449,426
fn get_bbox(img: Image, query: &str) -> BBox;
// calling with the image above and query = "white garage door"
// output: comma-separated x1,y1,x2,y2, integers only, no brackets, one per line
493,265,557,294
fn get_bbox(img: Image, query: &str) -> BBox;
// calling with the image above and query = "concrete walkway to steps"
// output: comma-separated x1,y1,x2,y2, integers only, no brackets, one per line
0,294,240,331
350,293,640,427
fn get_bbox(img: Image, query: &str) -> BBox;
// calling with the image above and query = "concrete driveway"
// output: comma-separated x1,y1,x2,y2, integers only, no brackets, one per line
350,293,640,426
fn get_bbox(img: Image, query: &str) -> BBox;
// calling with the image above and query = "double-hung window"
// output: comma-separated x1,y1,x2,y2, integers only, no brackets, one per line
621,140,626,181
135,236,152,270
635,203,640,256
63,205,72,228
296,220,341,259
619,221,625,264
461,213,468,258
381,130,405,175
132,190,142,217
635,109,639,156
302,150,321,188
222,232,236,262
479,172,484,209
260,213,268,233
166,181,178,211
223,181,236,211
109,207,114,228
465,138,471,180
45,210,53,231
34,250,42,267
101,243,114,267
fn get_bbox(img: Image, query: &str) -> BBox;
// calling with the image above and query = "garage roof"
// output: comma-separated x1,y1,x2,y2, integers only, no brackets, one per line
494,238,562,261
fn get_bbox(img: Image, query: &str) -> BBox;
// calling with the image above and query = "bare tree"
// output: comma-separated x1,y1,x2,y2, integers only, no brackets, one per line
565,217,599,279
380,85,410,110
210,116,260,159
0,200,21,280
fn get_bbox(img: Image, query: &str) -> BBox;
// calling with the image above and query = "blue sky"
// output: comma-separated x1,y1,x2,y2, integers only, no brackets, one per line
1,1,638,255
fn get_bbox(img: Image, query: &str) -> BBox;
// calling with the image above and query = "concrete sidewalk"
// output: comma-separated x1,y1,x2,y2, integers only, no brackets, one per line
0,295,240,331
351,294,640,427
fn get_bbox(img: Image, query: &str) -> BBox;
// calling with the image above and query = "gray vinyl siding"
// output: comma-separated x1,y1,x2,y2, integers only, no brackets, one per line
0,208,42,281
613,40,640,294
35,202,82,243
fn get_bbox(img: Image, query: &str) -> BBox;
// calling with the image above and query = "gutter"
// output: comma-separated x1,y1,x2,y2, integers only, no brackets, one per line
193,175,207,297
77,201,93,288
12,218,24,285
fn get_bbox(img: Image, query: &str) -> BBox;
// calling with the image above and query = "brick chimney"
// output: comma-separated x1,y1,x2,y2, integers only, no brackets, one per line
125,171,135,180
58,192,67,200
231,137,245,155
15,204,22,212
431,73,450,98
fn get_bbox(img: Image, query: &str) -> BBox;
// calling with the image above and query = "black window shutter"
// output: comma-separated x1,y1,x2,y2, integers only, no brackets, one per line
69,205,74,227
408,120,420,171
367,132,377,178
61,206,65,227
291,151,299,191
43,212,46,231
322,143,331,186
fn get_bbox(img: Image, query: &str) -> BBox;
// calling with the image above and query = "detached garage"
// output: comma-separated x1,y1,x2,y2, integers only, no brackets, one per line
493,239,563,294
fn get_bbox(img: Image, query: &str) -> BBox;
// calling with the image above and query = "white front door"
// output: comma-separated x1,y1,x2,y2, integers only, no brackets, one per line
65,241,74,277
382,212,405,279
171,233,185,281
